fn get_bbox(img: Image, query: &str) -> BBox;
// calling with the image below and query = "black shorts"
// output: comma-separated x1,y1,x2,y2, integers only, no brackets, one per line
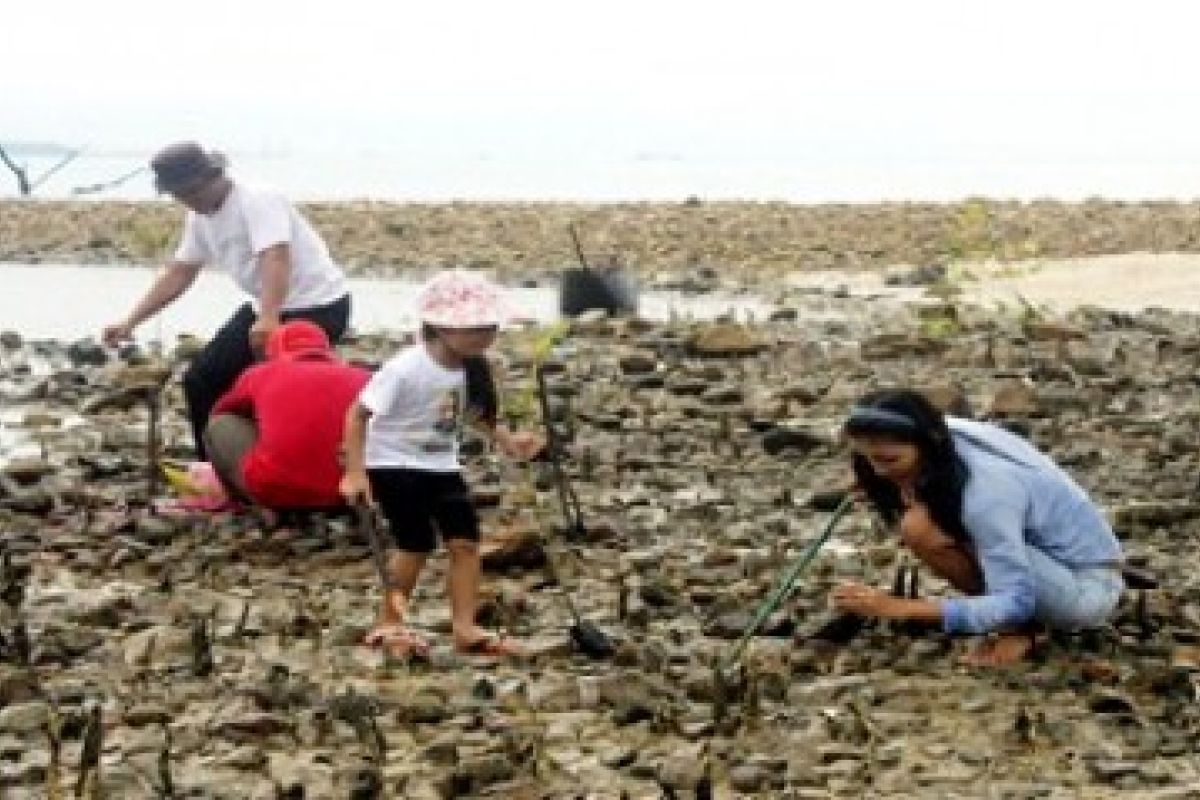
367,468,479,553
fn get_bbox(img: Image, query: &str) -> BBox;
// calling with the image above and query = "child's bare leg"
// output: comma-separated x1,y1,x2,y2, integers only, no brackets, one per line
365,549,431,656
445,538,522,655
376,549,427,626
445,538,484,645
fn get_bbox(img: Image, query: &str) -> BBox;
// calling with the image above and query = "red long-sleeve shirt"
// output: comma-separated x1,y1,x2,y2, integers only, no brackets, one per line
211,357,369,509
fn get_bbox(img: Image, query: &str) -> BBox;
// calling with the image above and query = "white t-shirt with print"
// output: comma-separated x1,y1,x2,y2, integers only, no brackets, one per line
358,344,467,472
172,183,347,310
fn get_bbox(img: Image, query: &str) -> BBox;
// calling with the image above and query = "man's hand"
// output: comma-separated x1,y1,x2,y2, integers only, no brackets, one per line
101,321,135,348
249,315,281,356
253,243,290,356
339,469,373,507
831,582,903,619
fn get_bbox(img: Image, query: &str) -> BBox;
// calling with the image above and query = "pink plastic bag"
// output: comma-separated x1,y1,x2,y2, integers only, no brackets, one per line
154,461,239,514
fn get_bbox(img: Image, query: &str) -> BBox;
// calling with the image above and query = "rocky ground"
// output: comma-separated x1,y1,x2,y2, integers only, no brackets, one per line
1,279,1199,797
4,199,1200,287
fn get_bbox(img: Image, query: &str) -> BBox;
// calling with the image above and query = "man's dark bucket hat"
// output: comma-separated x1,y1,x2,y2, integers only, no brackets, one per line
150,141,227,194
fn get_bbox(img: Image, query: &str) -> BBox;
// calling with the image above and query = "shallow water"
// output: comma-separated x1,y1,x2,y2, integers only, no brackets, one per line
0,263,773,466
0,263,771,341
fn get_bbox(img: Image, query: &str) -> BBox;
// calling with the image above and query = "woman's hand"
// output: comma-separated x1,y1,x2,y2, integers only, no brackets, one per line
339,469,373,507
831,582,904,619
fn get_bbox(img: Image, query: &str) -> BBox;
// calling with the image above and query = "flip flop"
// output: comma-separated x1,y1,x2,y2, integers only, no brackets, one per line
363,624,430,659
455,634,524,658
267,526,301,543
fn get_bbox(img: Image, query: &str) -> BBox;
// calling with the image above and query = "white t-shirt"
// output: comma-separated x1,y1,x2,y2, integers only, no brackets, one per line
173,183,347,310
358,344,467,472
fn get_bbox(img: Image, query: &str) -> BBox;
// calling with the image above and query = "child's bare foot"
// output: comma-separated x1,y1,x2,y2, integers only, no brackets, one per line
364,623,430,659
454,629,524,658
960,632,1037,667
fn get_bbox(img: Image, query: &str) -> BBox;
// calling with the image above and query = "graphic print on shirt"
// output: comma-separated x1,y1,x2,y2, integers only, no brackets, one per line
426,388,463,451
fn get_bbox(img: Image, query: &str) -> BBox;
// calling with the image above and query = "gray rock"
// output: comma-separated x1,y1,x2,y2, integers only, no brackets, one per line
657,754,704,790
66,339,109,367
2,457,54,484
1088,760,1141,783
619,352,659,374
730,764,774,793
134,515,177,544
700,384,743,404
396,694,453,724
451,753,515,789
0,701,48,734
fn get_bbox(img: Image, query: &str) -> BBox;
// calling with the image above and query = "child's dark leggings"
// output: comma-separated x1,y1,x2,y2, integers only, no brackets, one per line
367,467,479,553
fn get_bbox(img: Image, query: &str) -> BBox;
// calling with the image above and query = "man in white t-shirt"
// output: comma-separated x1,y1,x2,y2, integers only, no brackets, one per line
101,141,352,458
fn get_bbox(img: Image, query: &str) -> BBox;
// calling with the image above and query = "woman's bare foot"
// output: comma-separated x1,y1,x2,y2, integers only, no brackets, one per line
960,632,1036,667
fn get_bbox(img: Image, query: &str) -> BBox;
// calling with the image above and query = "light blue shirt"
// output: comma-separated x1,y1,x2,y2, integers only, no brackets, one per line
939,417,1122,634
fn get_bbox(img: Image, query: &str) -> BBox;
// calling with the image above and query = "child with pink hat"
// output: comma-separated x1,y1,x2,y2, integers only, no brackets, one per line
340,270,542,658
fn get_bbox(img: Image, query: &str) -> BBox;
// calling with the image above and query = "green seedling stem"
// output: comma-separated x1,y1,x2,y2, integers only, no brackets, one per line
721,496,852,672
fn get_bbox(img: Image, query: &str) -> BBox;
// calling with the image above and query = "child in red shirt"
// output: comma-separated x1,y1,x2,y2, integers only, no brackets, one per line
207,320,369,509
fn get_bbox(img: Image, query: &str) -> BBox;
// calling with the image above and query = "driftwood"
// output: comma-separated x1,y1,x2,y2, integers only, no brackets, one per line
0,142,86,196
30,147,84,191
73,165,147,196
0,144,31,195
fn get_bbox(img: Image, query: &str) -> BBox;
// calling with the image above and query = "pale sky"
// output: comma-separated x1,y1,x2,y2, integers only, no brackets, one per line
4,0,1200,198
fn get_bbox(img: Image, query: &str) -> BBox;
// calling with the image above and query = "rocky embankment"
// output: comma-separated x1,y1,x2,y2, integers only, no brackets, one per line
0,285,1199,796
4,199,1200,288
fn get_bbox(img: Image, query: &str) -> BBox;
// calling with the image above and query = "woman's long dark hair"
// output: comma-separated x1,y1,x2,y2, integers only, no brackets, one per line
422,324,498,428
844,389,970,541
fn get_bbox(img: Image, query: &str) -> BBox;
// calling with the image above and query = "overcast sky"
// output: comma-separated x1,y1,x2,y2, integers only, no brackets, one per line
4,1,1199,197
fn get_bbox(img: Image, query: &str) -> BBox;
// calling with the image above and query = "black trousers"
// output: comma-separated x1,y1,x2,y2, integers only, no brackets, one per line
183,293,351,458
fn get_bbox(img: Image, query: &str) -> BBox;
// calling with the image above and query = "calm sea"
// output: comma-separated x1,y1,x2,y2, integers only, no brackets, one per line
7,151,1200,203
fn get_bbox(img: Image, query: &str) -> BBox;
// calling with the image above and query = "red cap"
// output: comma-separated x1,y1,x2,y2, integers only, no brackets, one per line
266,320,333,361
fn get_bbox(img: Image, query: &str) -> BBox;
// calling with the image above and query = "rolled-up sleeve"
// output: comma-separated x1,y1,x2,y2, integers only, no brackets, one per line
243,192,292,255
941,494,1037,634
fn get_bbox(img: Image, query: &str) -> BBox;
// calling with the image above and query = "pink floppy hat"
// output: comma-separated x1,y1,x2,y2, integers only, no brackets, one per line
416,269,513,328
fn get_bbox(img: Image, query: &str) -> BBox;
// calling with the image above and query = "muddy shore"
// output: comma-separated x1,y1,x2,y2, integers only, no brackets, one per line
4,199,1200,287
1,283,1199,796
2,199,1200,796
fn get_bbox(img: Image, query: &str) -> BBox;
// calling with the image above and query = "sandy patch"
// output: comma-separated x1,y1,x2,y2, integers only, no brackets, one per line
962,252,1200,312
789,252,1200,313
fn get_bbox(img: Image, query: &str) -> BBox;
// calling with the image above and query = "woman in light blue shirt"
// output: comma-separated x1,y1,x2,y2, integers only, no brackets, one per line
831,389,1124,666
